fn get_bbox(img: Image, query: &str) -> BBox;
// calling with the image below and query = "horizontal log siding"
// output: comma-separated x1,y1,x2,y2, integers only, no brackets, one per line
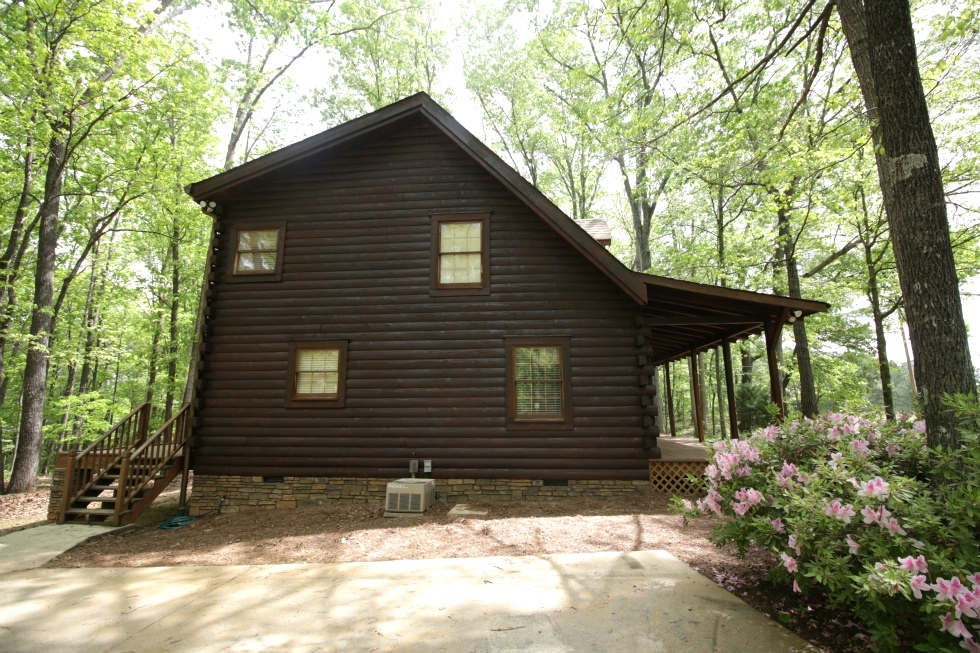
194,117,646,479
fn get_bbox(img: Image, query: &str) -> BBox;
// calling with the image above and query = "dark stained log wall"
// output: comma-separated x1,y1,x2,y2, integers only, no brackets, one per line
193,116,647,479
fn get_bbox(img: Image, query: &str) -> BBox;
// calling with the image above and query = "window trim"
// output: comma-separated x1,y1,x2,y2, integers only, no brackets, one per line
505,336,573,430
430,213,490,296
228,222,286,283
284,340,348,408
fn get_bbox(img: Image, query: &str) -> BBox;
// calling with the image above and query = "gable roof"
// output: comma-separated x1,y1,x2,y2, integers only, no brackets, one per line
186,93,829,357
186,92,648,305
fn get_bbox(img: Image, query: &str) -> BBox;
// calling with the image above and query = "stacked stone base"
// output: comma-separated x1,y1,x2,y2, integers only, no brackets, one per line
188,475,651,515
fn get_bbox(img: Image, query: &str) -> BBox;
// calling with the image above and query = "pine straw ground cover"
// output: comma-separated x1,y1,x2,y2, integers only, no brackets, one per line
0,477,51,536
1,482,875,652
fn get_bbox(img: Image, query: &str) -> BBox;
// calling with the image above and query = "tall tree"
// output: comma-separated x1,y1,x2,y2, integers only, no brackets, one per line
837,0,976,448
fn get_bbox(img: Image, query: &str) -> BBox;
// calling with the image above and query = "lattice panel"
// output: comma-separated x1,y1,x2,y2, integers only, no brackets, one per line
649,460,708,494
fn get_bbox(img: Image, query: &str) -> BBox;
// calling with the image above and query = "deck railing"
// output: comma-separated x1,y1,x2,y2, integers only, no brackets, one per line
115,404,191,524
59,403,151,523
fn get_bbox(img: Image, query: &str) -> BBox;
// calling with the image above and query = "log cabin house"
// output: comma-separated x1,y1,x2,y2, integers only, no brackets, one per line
174,93,827,514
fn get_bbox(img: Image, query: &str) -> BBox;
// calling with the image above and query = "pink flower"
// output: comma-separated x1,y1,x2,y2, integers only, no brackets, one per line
682,499,693,511
885,517,907,536
761,425,779,441
826,426,841,441
968,572,980,589
861,506,880,524
824,499,856,524
793,579,801,593
899,555,928,574
781,552,798,573
828,412,845,423
934,577,967,601
828,452,843,469
676,515,686,527
768,517,786,533
705,465,718,479
857,477,890,500
961,637,980,653
861,505,892,526
781,461,798,476
788,534,801,555
913,420,926,433
911,575,928,599
736,465,751,477
731,501,751,516
851,439,871,457
939,614,971,639
846,535,861,555
735,488,764,507
955,591,979,619
886,444,901,457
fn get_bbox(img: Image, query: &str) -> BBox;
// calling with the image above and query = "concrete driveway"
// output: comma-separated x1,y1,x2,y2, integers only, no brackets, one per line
0,541,816,653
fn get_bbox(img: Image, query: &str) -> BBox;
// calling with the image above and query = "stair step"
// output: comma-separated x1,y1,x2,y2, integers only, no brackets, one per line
65,508,132,517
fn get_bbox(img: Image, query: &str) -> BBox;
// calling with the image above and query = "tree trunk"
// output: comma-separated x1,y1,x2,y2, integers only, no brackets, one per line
165,220,180,420
715,348,727,439
146,313,162,411
777,205,818,417
72,242,106,441
839,0,976,448
6,133,66,493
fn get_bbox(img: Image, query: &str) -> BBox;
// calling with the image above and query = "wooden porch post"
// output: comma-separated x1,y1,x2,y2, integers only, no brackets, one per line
722,337,739,440
690,351,705,442
664,361,676,437
764,315,786,421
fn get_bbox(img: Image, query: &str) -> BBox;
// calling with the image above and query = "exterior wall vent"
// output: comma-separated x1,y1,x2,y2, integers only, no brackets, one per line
385,479,435,514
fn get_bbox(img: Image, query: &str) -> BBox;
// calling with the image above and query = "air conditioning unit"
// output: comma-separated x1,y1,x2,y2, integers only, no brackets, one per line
385,478,435,513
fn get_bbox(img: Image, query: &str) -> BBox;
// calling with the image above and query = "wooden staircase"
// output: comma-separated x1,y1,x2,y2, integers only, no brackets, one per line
57,403,191,526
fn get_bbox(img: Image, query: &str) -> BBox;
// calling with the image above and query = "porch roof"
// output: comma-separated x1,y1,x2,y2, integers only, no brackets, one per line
636,273,830,365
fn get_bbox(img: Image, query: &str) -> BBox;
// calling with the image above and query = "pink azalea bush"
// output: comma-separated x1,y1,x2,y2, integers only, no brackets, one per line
671,398,980,652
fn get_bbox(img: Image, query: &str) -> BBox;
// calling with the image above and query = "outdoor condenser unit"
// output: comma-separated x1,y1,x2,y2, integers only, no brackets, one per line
385,479,435,513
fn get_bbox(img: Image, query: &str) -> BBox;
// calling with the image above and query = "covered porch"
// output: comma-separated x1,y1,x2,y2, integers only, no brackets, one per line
637,273,828,452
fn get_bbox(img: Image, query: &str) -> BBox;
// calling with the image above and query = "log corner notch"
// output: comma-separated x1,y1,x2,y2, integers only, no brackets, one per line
635,315,661,458
635,274,828,430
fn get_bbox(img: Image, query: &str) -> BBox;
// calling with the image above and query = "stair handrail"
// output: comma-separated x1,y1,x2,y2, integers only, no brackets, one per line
73,402,150,460
117,404,191,519
58,402,151,524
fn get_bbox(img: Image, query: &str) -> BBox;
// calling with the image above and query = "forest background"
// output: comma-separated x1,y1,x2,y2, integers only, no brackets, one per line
1,0,978,492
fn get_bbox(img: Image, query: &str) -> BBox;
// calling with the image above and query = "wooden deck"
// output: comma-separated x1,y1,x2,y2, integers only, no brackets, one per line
658,437,711,462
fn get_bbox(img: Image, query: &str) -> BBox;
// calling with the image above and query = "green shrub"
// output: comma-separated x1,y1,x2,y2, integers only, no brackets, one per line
672,400,980,652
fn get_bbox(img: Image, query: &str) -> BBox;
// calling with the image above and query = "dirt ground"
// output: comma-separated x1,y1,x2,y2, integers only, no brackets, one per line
0,477,51,536
0,480,872,653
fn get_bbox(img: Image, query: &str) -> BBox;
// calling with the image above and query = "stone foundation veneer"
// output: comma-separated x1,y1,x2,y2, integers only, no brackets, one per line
188,475,650,515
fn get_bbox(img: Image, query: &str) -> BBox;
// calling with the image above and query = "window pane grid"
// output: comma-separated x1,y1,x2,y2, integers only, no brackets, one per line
236,228,279,273
439,221,482,285
295,348,340,397
514,346,563,417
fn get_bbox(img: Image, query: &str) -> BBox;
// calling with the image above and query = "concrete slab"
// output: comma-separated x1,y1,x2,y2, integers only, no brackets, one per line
0,524,126,575
0,550,818,653
448,504,489,517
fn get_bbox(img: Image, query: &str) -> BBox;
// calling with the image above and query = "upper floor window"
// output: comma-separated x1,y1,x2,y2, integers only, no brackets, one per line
230,223,285,282
431,213,490,295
